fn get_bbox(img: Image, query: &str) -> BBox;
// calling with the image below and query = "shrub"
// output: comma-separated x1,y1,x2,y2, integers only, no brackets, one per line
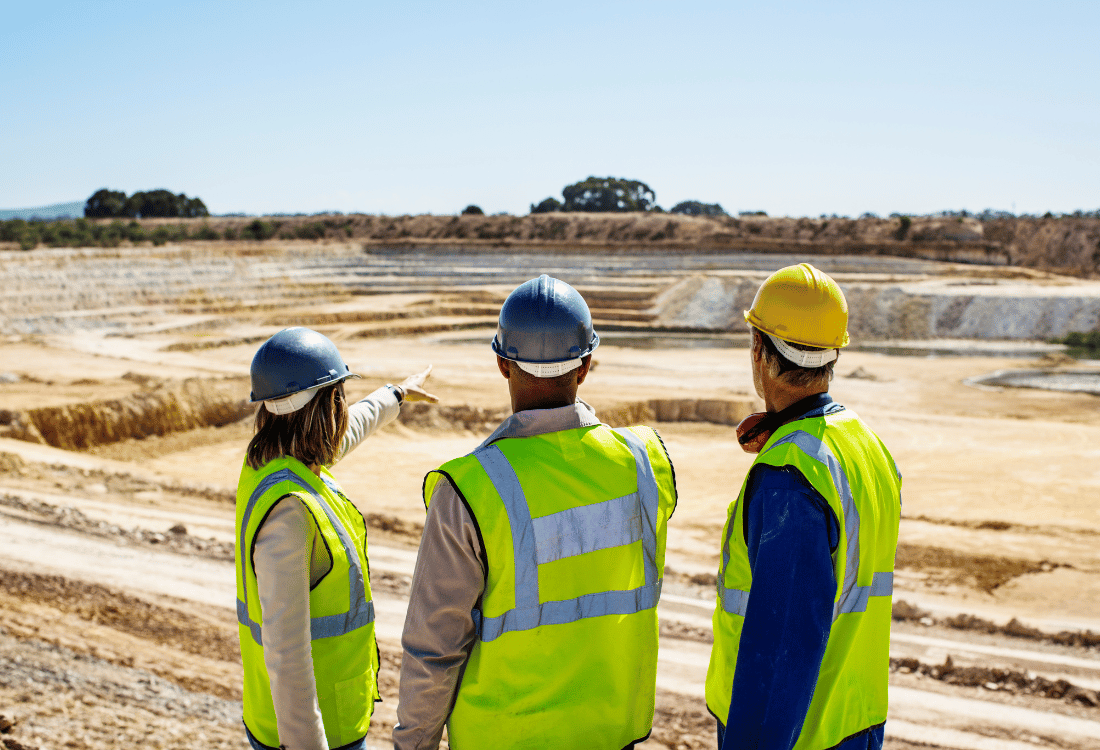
191,224,220,241
1055,331,1100,352
461,205,484,215
241,219,277,241
150,226,172,246
295,222,326,240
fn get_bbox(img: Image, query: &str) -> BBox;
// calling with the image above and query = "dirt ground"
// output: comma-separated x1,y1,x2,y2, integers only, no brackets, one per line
1,244,1099,749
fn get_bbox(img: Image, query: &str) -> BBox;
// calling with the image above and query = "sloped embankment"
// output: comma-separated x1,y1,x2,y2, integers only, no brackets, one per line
0,378,252,450
0,390,758,453
396,397,759,432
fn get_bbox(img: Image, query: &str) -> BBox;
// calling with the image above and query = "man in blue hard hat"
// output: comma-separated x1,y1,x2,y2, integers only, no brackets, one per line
394,275,678,750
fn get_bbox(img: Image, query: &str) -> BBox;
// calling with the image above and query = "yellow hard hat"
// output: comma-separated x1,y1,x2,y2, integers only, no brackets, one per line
744,263,850,348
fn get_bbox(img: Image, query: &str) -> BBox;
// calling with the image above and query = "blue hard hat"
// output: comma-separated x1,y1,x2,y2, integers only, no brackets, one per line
491,275,599,363
249,327,360,402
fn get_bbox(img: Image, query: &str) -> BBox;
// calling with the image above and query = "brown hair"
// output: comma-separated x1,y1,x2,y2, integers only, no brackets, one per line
246,382,349,470
754,328,836,389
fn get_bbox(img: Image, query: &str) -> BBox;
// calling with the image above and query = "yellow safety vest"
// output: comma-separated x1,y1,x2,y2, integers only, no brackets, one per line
705,408,902,749
423,423,677,749
236,456,380,749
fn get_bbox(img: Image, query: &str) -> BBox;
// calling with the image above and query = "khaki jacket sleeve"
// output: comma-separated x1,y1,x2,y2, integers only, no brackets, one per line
334,387,401,463
393,477,486,750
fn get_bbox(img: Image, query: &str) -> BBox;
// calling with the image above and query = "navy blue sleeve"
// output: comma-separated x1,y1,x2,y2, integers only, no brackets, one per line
722,464,840,750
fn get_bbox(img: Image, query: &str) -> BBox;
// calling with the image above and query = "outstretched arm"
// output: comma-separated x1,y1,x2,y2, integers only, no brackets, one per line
335,367,438,461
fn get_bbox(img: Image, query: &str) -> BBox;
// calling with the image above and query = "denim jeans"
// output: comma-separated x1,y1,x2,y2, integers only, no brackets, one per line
716,721,884,749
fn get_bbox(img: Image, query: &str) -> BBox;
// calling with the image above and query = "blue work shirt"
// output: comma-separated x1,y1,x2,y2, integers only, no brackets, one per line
720,395,885,750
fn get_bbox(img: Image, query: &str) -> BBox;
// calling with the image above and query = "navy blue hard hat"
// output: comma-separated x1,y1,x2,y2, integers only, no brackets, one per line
249,327,360,402
491,275,599,364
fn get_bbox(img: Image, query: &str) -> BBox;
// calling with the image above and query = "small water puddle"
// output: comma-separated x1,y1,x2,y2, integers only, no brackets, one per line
965,369,1100,395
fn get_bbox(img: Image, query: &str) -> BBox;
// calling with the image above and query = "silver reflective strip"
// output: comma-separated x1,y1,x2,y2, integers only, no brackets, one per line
475,447,539,609
480,580,662,642
313,474,374,639
717,580,750,616
237,469,375,645
471,427,662,641
238,469,299,646
765,430,892,619
870,570,893,597
616,427,660,589
718,507,737,618
532,492,643,565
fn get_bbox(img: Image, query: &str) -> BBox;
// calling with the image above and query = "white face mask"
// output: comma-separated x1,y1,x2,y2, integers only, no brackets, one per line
514,357,584,378
263,386,321,414
766,333,837,368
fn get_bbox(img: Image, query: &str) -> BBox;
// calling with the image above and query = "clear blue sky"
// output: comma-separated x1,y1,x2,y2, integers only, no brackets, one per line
3,1,1098,218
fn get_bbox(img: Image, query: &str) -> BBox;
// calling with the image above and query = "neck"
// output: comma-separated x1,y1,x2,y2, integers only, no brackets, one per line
512,392,575,413
763,383,827,414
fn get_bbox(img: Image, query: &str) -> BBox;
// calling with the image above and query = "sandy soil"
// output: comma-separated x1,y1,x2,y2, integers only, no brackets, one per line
1,245,1099,749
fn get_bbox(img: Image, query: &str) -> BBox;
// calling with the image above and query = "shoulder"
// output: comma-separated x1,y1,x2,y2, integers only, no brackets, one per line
745,464,831,519
617,424,674,464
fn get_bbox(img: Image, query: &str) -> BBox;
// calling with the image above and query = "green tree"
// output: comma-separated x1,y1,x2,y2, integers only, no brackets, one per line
561,177,655,212
123,189,209,218
670,200,726,217
461,205,484,215
84,188,128,218
529,197,563,214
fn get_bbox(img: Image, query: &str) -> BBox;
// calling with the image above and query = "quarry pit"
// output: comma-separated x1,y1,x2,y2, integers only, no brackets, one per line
1,241,1099,750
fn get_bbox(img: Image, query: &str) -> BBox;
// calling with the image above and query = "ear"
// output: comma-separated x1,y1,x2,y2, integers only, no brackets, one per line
575,355,592,386
750,330,763,362
497,355,512,379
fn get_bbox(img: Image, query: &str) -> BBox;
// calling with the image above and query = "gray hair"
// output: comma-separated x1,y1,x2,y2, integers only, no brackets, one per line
754,328,836,389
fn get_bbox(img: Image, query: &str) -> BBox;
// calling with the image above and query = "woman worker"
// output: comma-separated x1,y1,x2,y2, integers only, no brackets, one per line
235,327,437,750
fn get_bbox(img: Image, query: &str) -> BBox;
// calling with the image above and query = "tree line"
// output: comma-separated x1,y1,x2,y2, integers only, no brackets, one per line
527,176,728,217
85,188,209,219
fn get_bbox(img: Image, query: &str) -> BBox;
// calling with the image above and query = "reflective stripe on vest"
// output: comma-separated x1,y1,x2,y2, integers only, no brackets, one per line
717,430,897,620
236,468,375,645
470,427,661,642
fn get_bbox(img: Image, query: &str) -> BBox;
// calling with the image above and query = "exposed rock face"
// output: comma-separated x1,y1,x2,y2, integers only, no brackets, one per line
0,379,253,450
655,274,1100,341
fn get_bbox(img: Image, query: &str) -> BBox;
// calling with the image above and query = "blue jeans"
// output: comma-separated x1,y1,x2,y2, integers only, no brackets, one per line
716,721,884,749
246,725,367,750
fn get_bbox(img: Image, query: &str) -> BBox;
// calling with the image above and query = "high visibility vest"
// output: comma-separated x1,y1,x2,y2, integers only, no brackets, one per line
235,456,380,749
423,424,677,749
705,408,902,749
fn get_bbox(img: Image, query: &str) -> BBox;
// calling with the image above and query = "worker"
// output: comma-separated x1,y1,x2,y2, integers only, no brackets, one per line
235,327,437,750
706,264,902,750
393,274,677,750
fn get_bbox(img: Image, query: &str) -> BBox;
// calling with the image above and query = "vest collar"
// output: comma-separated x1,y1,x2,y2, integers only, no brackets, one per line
737,392,840,453
475,399,601,451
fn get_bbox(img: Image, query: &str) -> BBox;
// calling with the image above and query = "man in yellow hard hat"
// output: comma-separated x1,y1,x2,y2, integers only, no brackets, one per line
705,263,902,750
